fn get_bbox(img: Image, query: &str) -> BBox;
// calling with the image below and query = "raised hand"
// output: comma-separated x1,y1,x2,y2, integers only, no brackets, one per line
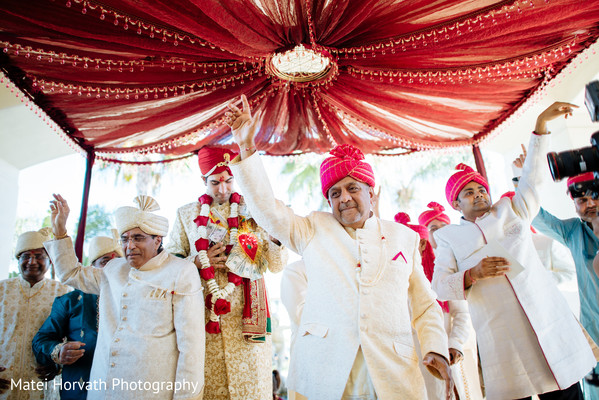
513,144,527,169
49,194,70,237
535,101,578,135
225,94,257,158
423,352,454,400
372,186,381,218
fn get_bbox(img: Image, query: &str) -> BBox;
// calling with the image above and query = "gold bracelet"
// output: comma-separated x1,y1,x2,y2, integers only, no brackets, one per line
54,231,68,240
50,342,65,365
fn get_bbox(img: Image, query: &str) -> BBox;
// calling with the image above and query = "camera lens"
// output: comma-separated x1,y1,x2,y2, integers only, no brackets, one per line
547,146,599,181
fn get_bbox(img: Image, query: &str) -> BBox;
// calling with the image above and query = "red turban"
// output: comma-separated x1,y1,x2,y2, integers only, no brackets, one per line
445,163,490,206
394,212,428,240
320,144,375,198
418,202,451,228
197,146,238,177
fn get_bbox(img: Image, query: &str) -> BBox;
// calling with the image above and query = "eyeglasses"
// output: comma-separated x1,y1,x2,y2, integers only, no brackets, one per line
118,234,151,246
19,252,47,262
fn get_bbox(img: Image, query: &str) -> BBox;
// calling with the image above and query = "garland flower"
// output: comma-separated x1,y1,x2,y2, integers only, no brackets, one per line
194,192,243,334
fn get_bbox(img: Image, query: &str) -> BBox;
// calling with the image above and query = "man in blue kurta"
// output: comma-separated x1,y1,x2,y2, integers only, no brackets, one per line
32,235,122,400
533,171,599,400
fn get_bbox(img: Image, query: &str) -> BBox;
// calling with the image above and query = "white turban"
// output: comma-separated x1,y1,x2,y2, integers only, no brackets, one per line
88,229,124,263
114,195,169,237
15,227,53,258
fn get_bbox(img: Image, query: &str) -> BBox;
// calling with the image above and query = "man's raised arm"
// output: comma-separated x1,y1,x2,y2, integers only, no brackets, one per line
226,95,314,254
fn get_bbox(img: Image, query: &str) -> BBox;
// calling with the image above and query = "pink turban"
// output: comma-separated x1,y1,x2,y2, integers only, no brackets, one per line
394,212,428,240
320,144,375,198
445,163,489,205
567,172,595,187
418,202,451,227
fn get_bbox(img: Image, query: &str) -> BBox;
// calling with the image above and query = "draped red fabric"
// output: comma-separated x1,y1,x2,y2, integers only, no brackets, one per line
0,0,598,161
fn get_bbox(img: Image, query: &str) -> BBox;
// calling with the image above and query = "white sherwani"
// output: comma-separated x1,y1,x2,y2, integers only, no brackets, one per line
231,153,449,400
0,277,71,400
432,133,597,399
44,238,205,400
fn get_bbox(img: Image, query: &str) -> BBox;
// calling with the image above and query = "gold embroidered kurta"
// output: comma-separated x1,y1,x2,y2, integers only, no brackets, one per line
167,200,286,400
0,277,71,400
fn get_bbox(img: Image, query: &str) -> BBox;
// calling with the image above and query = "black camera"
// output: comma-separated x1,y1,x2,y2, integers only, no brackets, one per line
546,131,599,182
546,80,599,187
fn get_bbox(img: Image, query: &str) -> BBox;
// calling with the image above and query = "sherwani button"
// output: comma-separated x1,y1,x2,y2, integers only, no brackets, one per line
122,317,127,321
114,338,120,342
362,289,369,295
112,351,117,356
122,293,127,297
122,305,127,309
111,363,115,367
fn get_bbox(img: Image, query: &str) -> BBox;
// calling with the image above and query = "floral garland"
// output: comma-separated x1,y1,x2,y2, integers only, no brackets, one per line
194,192,243,334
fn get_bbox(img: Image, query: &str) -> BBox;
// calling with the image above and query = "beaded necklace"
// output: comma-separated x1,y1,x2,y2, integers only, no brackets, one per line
194,192,244,334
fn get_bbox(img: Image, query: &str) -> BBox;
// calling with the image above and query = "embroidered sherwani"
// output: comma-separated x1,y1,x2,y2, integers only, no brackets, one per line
432,133,597,400
44,237,205,400
0,277,71,400
166,200,286,400
32,289,99,400
231,153,449,400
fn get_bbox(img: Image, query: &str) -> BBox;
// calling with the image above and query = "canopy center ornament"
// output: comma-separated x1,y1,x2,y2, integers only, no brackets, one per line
267,44,337,85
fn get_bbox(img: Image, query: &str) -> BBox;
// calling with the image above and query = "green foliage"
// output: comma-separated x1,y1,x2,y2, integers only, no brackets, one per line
281,157,328,211
74,204,114,241
8,271,19,279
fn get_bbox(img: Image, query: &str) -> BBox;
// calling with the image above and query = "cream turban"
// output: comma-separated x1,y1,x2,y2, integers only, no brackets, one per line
88,229,124,263
15,227,53,258
114,195,169,236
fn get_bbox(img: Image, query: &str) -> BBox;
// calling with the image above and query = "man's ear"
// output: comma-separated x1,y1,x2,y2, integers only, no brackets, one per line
451,199,461,211
368,185,375,200
202,176,208,186
418,238,427,254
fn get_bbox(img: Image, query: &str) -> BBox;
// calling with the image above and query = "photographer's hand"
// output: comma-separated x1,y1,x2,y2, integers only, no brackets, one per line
535,102,578,135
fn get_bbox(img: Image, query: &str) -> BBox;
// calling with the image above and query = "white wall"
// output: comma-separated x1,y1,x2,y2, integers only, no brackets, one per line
0,158,18,278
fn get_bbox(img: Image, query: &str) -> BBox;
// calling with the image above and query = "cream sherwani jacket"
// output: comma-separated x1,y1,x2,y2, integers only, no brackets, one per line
0,277,71,400
231,153,448,400
432,133,597,400
44,238,205,400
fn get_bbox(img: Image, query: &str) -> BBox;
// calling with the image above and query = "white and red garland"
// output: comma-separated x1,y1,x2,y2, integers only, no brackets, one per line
194,192,244,334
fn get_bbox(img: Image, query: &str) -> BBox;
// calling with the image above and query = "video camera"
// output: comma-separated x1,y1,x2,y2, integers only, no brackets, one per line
546,80,599,199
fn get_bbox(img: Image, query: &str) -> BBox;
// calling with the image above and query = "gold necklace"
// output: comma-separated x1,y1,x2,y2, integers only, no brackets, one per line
18,279,47,300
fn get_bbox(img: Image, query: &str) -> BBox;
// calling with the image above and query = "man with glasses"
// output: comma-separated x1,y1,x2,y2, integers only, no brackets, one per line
32,233,123,399
0,228,71,399
532,171,599,399
45,194,205,400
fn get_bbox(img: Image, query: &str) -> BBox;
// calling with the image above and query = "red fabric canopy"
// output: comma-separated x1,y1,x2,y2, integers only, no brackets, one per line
1,0,598,161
